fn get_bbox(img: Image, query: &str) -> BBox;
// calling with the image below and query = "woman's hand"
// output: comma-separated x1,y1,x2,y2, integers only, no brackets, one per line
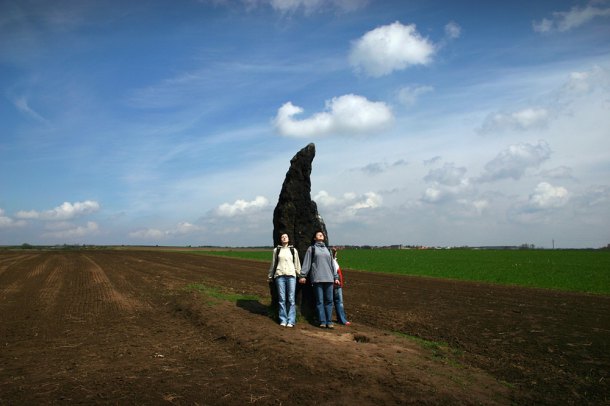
298,278,307,284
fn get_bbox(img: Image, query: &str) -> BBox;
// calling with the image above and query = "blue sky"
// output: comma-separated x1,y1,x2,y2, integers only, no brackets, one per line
1,0,609,248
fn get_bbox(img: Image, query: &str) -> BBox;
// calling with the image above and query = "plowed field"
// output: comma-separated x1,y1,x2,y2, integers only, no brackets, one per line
1,250,608,405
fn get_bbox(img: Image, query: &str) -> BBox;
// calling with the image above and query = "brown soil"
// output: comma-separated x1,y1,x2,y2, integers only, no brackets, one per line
0,250,608,405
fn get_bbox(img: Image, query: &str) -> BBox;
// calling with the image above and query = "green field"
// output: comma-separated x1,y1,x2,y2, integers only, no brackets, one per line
186,249,610,295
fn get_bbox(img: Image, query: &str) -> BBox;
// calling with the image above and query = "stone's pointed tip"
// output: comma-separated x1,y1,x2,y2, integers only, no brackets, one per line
304,143,315,152
293,143,316,161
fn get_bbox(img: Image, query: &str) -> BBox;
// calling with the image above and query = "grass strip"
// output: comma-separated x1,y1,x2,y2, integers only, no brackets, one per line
185,249,610,295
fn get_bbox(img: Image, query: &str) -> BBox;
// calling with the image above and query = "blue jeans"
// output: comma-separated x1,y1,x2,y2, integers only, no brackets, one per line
333,286,349,324
313,282,334,326
275,276,296,325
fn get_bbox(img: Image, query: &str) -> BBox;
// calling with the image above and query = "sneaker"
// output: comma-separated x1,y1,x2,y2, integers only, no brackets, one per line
286,323,294,328
280,322,287,327
326,324,334,329
345,321,351,326
319,324,326,328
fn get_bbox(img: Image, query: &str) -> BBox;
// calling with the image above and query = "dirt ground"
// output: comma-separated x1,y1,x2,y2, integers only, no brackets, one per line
0,250,608,405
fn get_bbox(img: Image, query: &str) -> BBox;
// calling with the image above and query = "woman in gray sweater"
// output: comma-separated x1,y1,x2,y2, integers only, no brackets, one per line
299,231,339,328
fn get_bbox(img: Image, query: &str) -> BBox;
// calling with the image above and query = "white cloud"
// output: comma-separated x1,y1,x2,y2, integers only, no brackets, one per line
479,141,552,182
357,159,408,175
424,163,468,186
421,187,443,203
558,65,610,97
125,195,274,246
274,94,393,137
12,96,49,123
396,85,434,107
314,190,382,223
349,21,435,77
444,21,461,39
421,179,473,204
475,66,608,138
173,221,202,234
41,221,99,239
216,196,269,217
16,200,100,221
472,199,490,214
129,228,165,239
508,183,570,225
420,162,475,205
0,208,27,228
529,182,569,209
128,222,205,240
478,107,550,135
533,3,610,33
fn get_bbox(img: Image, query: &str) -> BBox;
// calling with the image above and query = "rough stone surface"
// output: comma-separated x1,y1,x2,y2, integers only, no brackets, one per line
272,143,328,261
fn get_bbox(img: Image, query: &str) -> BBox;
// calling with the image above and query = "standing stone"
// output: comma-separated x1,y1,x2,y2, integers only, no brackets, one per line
272,143,329,259
272,143,328,321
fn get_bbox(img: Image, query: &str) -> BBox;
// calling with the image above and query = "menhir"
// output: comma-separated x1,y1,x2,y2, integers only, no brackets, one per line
272,143,329,261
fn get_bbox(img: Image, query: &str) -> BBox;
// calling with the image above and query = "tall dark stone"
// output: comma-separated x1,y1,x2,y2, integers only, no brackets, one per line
272,143,328,322
272,143,329,261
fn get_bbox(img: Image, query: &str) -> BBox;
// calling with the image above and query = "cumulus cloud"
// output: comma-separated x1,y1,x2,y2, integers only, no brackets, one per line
314,190,382,222
420,183,489,218
509,182,570,224
420,162,476,206
421,179,473,204
349,21,435,77
477,66,609,137
528,182,569,209
16,200,100,221
0,208,27,228
478,107,550,135
274,94,393,137
533,3,610,33
558,65,610,97
479,141,552,182
216,196,269,217
424,163,468,187
41,221,99,239
396,85,434,107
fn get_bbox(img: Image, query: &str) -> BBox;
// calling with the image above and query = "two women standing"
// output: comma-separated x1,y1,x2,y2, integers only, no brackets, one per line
269,230,350,329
